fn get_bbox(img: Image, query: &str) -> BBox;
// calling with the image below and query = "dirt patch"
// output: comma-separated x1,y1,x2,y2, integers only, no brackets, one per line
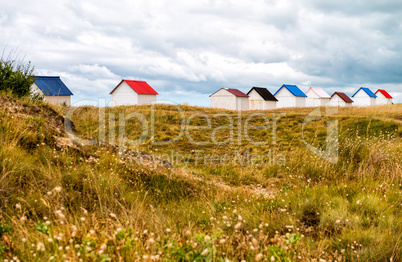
0,95,67,136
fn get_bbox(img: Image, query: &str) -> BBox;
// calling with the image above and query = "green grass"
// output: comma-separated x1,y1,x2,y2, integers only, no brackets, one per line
0,93,401,261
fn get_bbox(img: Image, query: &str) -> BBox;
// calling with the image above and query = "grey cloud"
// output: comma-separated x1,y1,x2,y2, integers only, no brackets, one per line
307,0,402,15
1,0,401,104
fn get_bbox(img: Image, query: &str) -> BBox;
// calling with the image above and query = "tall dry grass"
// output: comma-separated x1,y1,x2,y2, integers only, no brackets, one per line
0,94,401,261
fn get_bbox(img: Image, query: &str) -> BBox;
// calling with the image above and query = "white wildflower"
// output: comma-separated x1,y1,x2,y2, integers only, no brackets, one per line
36,242,45,252
252,238,258,246
255,253,263,261
201,248,208,256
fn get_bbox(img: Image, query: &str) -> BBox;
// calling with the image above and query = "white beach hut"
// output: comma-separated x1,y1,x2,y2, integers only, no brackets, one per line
327,92,354,107
247,87,277,110
31,76,73,106
210,88,249,111
274,84,307,108
110,79,158,106
305,87,331,107
351,87,376,106
374,89,393,105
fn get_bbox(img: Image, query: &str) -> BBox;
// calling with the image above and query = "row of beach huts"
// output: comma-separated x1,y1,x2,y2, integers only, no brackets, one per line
31,76,393,110
209,85,393,111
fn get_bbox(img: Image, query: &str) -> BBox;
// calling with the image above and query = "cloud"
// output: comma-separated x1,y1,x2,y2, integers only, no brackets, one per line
1,0,401,104
68,64,119,80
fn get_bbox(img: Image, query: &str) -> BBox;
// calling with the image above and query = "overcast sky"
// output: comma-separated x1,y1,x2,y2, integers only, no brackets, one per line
1,0,401,106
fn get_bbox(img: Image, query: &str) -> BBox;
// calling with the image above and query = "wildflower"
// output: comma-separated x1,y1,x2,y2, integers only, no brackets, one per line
54,186,62,192
255,253,263,261
271,255,276,261
201,248,208,256
45,221,51,225
100,243,107,250
47,238,53,243
110,213,117,218
89,230,95,234
20,216,27,222
222,216,228,220
166,228,171,233
16,203,21,209
148,238,155,245
335,219,341,224
204,236,211,242
235,222,242,230
252,238,258,246
80,217,86,222
167,243,173,249
237,215,243,221
37,242,45,252
219,238,226,244
22,238,26,242
55,210,65,219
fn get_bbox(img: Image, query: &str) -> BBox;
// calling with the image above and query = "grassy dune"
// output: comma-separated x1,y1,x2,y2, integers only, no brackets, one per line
0,94,401,261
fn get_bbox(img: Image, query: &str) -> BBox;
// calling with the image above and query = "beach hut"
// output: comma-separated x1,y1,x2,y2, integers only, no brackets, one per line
305,87,331,107
210,88,249,111
31,76,73,106
247,87,277,110
274,84,307,108
327,92,354,107
110,79,158,106
374,89,393,105
351,87,376,106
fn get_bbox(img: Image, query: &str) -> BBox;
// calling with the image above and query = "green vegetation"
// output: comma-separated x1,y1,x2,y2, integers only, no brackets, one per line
0,56,34,97
0,91,401,261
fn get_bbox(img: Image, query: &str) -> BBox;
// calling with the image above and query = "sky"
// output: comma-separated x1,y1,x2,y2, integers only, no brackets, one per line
1,0,402,106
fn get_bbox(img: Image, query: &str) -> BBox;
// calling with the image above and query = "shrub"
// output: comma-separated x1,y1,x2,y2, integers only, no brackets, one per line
0,57,34,97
